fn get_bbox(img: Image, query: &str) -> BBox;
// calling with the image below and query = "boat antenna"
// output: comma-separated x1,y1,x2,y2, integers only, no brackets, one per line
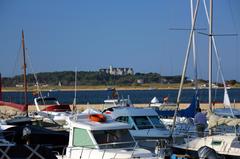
170,0,200,137
22,30,28,116
73,67,77,112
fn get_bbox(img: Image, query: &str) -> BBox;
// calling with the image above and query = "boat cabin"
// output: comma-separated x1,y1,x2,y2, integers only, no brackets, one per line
103,98,133,109
103,107,172,153
34,96,71,112
68,115,135,149
103,107,167,131
62,111,157,159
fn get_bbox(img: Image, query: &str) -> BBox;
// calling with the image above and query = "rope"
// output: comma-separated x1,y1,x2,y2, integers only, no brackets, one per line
26,48,62,126
25,49,45,103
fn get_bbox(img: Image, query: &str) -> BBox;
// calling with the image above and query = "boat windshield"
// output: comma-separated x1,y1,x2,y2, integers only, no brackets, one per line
132,116,153,129
92,129,135,149
36,98,59,105
148,116,166,129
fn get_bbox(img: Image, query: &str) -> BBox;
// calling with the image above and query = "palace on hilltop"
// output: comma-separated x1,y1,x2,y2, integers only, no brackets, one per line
99,66,134,76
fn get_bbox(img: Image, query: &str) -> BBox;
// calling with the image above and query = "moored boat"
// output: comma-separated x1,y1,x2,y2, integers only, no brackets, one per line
103,106,184,153
57,109,160,159
31,96,72,125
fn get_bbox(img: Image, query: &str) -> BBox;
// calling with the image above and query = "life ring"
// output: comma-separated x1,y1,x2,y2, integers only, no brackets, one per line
89,114,106,122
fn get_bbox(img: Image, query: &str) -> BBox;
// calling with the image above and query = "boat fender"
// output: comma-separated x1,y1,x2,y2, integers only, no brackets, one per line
22,127,32,144
89,114,106,122
198,146,222,159
22,127,31,137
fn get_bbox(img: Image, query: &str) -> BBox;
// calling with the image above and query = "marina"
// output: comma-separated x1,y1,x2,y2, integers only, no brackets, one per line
1,0,240,158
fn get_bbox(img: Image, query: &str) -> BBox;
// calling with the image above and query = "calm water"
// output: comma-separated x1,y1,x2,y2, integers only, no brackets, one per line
2,88,240,105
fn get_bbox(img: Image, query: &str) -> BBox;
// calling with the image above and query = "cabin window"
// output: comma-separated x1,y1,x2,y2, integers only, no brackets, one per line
73,128,94,148
92,129,135,149
37,98,58,105
116,116,136,130
116,116,128,123
148,116,166,129
132,116,153,129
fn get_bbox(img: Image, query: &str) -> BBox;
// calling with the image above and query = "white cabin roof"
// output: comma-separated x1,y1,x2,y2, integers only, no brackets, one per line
104,99,119,103
105,107,158,118
82,109,102,115
69,114,130,131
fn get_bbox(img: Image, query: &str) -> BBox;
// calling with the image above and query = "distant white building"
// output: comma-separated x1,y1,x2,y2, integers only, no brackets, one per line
16,84,23,88
99,66,134,75
137,79,144,84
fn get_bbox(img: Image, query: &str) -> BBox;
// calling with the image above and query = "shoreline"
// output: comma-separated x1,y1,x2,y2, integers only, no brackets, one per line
2,86,239,92
1,103,240,114
0,103,240,118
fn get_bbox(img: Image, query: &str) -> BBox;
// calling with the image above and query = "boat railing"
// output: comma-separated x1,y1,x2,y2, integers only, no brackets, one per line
57,141,139,159
0,144,57,158
98,141,137,149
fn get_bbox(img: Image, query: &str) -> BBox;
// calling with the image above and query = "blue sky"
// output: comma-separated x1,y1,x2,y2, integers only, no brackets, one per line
0,0,240,81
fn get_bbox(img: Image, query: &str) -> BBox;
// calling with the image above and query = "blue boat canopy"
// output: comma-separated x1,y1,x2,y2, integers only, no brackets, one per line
155,94,199,118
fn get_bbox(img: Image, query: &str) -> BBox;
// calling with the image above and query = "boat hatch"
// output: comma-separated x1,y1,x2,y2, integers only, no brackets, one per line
91,129,135,149
73,128,95,148
211,140,222,146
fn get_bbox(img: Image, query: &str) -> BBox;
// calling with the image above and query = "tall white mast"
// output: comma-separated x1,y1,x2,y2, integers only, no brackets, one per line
191,0,198,90
170,0,200,136
208,0,213,111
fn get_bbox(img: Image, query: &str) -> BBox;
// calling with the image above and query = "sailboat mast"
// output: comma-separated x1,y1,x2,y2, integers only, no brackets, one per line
170,0,200,136
191,0,198,90
21,30,28,110
208,0,213,111
0,73,2,101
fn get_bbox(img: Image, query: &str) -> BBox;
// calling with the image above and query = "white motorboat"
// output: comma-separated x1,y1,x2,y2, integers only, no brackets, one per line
57,109,160,159
149,96,176,108
32,96,72,125
103,107,184,153
173,133,240,159
104,97,133,109
104,88,133,109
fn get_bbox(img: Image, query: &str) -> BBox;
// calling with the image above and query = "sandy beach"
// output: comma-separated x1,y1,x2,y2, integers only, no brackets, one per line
1,102,240,113
67,103,240,112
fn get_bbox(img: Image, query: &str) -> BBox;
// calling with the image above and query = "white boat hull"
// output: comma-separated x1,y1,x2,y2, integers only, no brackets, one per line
57,147,158,159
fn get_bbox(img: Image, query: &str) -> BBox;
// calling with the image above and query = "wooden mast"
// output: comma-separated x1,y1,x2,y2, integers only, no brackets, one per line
21,30,28,114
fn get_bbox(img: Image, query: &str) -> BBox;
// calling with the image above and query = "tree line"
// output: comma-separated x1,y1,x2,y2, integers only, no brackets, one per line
2,71,185,87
